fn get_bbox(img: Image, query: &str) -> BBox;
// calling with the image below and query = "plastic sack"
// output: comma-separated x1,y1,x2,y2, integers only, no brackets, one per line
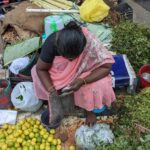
0,110,17,125
11,82,43,112
44,15,64,38
79,0,110,22
9,57,30,75
75,124,114,149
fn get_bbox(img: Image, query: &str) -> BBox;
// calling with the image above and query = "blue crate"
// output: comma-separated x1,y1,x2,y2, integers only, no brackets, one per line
112,54,136,89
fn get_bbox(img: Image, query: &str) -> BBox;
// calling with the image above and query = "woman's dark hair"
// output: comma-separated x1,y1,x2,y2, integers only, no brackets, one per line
56,21,86,59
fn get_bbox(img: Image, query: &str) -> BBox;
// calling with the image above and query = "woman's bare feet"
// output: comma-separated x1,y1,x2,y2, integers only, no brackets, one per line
86,111,96,126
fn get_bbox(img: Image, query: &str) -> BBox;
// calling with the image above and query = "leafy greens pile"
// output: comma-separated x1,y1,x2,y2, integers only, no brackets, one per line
97,88,150,150
112,21,150,72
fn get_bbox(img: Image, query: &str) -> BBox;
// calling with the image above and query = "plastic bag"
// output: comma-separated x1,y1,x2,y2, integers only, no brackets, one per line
79,0,110,22
11,82,43,112
9,57,30,75
0,110,17,125
75,124,114,149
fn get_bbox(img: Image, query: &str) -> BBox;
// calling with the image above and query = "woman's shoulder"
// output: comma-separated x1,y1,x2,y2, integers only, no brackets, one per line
45,32,57,44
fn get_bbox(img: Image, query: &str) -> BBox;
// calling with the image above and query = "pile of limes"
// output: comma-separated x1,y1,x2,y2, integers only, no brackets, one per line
0,117,62,150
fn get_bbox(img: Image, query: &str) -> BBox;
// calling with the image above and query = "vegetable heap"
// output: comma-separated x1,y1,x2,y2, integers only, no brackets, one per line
112,21,150,72
97,88,150,150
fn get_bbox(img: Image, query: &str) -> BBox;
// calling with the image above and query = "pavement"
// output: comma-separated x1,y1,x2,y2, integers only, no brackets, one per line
122,0,150,27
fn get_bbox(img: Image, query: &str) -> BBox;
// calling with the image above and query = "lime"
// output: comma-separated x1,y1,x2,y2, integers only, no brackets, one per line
48,136,53,143
22,146,29,150
57,145,62,150
57,139,61,145
69,145,76,150
50,129,55,134
29,133,34,139
40,144,45,150
51,145,56,150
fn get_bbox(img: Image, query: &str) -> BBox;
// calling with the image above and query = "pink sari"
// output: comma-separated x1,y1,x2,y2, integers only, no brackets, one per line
31,28,115,111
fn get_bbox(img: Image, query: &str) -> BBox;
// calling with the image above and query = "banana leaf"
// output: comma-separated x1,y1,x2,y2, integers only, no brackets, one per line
3,37,41,66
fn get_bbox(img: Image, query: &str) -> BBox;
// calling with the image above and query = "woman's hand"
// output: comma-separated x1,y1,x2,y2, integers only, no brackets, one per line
69,78,84,92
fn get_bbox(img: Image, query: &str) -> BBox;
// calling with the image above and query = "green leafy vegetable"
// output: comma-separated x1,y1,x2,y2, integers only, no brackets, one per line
112,21,150,72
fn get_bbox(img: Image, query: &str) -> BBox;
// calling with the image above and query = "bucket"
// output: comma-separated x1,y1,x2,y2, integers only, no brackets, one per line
0,79,13,109
139,64,150,88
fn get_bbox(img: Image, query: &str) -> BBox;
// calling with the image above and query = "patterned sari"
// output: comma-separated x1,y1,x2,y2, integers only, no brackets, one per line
31,28,115,111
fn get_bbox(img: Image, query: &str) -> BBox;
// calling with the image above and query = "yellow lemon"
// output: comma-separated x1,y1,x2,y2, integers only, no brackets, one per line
34,145,40,150
15,143,20,148
3,124,9,129
19,120,24,125
24,130,29,136
40,144,45,150
22,126,27,131
18,130,22,135
22,141,27,146
29,133,34,138
7,140,14,147
26,117,32,122
30,141,36,146
46,142,50,146
24,122,30,128
1,143,7,150
69,145,76,150
57,145,62,150
33,128,38,133
57,139,61,145
43,134,49,139
48,136,53,143
17,138,23,143
29,145,34,150
40,130,45,136
33,125,38,129
42,139,46,143
8,135,14,140
39,125,44,130
35,145,40,150
52,139,57,145
14,132,19,138
45,146,51,150
50,129,56,134
7,129,13,134
11,125,15,130
32,138,36,143
36,120,41,125
22,146,28,150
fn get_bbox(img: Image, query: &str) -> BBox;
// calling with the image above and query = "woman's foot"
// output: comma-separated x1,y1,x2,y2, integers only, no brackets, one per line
86,111,96,126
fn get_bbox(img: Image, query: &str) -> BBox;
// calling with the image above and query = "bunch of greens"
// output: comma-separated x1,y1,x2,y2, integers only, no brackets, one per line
112,21,150,72
96,88,150,150
121,87,150,128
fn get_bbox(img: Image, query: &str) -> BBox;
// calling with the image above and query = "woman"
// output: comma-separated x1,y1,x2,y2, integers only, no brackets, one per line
31,21,115,126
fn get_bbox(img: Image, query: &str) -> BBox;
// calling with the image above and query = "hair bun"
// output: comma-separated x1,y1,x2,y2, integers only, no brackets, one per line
65,21,81,30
